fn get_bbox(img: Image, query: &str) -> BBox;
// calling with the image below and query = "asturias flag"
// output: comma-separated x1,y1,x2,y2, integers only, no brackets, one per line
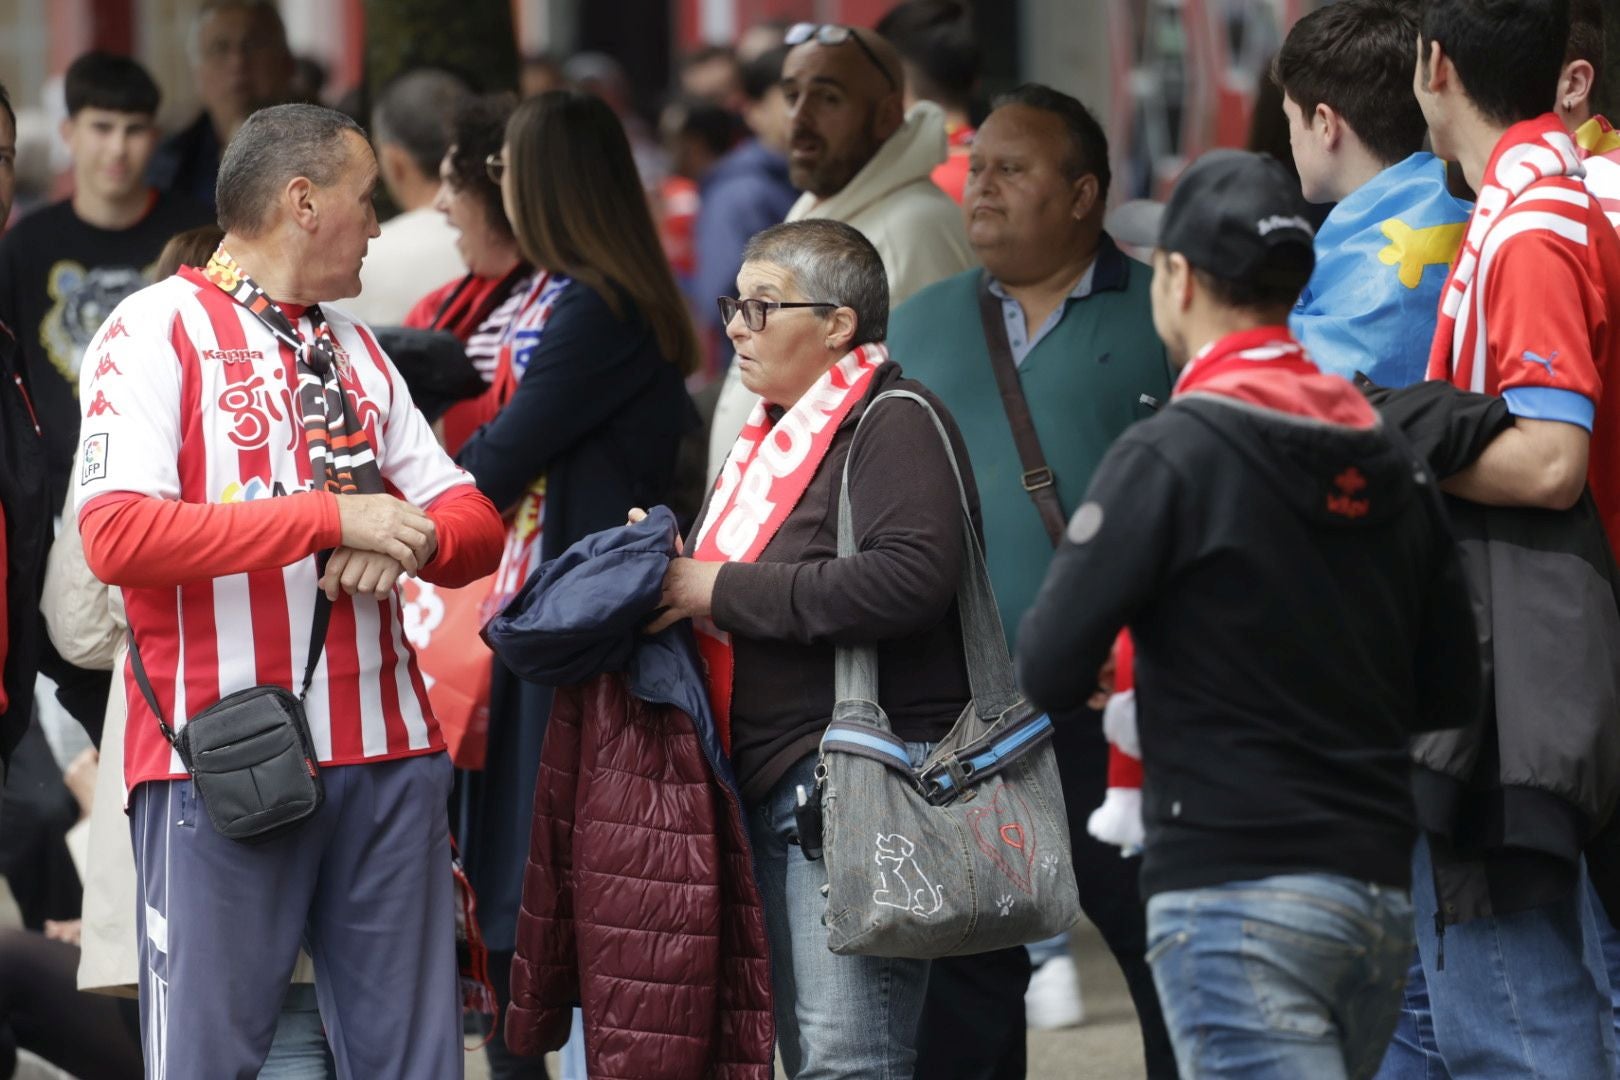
1291,152,1471,389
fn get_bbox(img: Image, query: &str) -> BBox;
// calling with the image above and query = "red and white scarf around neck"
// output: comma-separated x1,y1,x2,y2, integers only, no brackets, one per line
689,343,889,749
1426,115,1588,393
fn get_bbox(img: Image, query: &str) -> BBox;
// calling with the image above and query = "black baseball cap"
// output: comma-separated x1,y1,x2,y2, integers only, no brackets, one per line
1139,150,1316,284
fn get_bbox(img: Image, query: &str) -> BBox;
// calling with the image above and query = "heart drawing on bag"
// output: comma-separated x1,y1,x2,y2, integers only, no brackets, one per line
967,785,1038,894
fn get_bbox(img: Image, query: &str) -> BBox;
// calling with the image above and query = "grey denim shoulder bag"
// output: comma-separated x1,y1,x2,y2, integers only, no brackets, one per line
816,389,1082,958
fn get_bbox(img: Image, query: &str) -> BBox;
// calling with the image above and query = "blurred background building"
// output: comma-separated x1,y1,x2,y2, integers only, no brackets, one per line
1,0,1615,216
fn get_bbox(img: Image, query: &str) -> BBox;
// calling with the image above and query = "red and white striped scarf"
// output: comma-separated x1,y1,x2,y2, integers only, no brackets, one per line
1426,116,1589,393
689,344,889,748
483,272,571,617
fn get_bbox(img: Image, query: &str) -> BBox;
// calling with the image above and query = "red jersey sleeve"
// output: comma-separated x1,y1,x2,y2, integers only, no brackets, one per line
1486,225,1606,430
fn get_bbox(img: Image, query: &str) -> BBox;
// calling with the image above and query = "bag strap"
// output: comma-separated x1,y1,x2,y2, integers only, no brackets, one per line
834,389,1021,725
130,583,334,756
976,274,1066,549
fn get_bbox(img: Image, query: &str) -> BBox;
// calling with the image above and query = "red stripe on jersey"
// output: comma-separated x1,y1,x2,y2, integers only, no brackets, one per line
121,587,185,783
376,593,409,753
168,313,207,503
323,595,365,760
178,578,219,723
401,630,437,743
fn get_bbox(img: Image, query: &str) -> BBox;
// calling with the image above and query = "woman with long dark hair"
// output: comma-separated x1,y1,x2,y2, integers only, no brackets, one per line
453,90,699,1078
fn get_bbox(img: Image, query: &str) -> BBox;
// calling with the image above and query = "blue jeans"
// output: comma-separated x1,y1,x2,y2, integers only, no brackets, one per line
260,984,336,1079
747,749,931,1080
1146,873,1414,1080
1373,835,1615,1079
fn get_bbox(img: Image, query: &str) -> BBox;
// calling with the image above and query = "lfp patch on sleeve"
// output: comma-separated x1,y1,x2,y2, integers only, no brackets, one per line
81,432,109,485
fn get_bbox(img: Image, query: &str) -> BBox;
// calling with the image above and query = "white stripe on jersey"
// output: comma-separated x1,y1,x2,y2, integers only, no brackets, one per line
355,597,390,757
386,592,432,750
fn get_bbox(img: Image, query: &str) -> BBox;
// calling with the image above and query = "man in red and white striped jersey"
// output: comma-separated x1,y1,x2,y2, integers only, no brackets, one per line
1400,0,1620,1074
76,103,502,1079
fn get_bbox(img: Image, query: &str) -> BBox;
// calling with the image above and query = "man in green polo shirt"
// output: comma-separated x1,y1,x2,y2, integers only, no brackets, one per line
889,83,1174,1080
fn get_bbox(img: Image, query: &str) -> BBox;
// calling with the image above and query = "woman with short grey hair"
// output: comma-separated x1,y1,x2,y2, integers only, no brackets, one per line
647,218,984,1076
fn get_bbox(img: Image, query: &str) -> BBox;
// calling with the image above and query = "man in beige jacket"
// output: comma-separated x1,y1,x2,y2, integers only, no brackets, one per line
705,25,974,480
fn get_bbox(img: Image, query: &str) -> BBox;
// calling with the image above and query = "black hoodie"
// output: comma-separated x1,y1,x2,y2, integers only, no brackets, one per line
1016,329,1482,899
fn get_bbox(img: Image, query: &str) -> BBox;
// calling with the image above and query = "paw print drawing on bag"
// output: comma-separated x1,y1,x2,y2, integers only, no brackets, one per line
996,893,1014,916
1039,852,1060,877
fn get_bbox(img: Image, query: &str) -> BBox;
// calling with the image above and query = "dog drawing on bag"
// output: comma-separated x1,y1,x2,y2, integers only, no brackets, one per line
871,832,944,918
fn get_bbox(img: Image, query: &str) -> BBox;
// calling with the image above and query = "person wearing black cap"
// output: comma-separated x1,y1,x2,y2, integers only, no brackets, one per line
1014,149,1482,1079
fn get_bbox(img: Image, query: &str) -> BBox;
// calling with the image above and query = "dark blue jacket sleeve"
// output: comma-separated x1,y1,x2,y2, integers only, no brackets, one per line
1015,434,1179,712
694,174,794,332
455,283,661,513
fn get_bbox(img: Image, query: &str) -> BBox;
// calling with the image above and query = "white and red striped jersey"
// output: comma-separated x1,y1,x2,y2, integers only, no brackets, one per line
1428,117,1620,561
76,268,478,794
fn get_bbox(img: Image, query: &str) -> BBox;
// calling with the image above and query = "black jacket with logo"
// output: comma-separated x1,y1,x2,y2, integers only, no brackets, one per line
1016,358,1482,899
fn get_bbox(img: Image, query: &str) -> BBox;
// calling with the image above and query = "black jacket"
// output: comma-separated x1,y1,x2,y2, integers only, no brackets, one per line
1370,380,1620,922
0,323,49,768
1017,359,1481,899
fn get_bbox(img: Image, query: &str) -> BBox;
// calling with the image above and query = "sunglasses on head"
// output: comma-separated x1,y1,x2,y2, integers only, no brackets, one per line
784,23,899,92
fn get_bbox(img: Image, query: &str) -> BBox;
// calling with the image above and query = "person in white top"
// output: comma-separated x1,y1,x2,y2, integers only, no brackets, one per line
705,24,975,483
336,69,469,325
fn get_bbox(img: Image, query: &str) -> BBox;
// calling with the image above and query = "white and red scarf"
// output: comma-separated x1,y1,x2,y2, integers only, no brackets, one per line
1426,115,1587,392
689,343,890,749
484,272,571,617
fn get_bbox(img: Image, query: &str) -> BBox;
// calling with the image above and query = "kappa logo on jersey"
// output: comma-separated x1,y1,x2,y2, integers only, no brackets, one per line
101,317,129,341
81,432,109,485
202,348,265,364
217,375,294,451
86,389,120,417
90,353,123,383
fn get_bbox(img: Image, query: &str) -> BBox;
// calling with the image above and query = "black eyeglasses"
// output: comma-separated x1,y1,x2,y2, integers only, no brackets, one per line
485,153,506,184
784,23,898,92
718,296,837,332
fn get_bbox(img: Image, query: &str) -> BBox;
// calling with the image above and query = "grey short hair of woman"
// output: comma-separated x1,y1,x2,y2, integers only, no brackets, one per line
741,220,890,347
216,103,367,238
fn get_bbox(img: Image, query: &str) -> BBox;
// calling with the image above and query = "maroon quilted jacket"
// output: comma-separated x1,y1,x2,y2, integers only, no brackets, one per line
507,673,775,1079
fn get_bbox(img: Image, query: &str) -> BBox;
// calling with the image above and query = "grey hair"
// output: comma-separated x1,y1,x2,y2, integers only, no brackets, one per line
216,104,367,237
372,69,470,178
187,0,288,67
741,219,889,345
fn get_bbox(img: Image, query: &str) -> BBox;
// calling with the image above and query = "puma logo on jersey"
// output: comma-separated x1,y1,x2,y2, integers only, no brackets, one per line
1523,349,1558,376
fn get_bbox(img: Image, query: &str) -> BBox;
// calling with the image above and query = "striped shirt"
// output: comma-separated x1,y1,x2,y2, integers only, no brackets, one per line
76,268,480,792
1429,116,1620,560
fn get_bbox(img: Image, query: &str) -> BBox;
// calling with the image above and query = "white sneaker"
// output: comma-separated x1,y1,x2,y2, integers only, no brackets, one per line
1025,953,1085,1030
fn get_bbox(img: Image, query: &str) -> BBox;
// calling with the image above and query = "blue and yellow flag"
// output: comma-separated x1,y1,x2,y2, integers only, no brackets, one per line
1291,152,1470,388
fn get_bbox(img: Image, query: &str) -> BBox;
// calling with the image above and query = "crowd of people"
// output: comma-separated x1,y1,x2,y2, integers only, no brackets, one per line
0,0,1618,1078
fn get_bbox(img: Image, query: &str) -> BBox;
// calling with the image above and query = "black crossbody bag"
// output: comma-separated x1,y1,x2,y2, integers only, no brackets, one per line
130,591,332,843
